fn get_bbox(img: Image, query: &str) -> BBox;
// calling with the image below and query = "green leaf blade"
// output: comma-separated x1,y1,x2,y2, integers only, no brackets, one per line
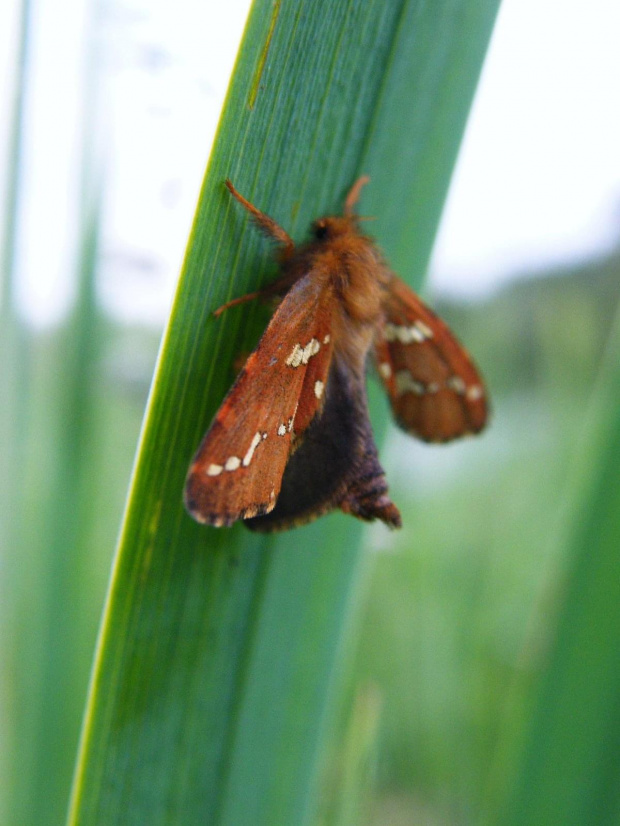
69,1,501,823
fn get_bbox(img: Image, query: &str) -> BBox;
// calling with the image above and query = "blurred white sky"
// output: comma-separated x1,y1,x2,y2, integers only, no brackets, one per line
431,0,620,295
1,0,619,325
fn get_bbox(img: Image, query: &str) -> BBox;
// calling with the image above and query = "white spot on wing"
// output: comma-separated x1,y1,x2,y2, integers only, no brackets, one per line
286,338,321,368
383,323,397,342
225,456,241,471
207,463,223,477
379,362,392,380
415,320,434,339
447,376,466,394
242,432,262,467
277,424,287,436
395,370,425,396
384,321,433,344
466,384,484,401
287,401,299,433
323,334,330,344
302,338,320,364
285,343,304,367
314,380,324,399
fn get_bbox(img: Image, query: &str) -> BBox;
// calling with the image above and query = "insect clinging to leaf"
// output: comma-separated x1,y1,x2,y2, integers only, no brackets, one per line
184,177,488,531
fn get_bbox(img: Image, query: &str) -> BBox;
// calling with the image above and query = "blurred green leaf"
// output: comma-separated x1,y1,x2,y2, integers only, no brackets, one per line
1,1,111,821
495,309,620,826
352,251,620,823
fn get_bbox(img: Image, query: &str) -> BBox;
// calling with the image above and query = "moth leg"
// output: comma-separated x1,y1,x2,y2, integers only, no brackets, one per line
212,290,262,317
214,180,299,317
213,271,299,317
225,179,294,253
344,175,370,216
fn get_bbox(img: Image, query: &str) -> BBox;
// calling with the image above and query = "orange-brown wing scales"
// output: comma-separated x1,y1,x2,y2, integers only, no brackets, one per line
247,357,401,532
184,274,334,526
290,326,332,435
376,277,488,442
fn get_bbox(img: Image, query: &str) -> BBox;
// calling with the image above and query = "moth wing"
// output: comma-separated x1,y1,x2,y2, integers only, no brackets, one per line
375,277,488,442
247,357,401,532
184,272,334,526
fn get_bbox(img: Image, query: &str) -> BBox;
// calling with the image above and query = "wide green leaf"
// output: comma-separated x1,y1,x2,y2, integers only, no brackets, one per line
69,1,500,823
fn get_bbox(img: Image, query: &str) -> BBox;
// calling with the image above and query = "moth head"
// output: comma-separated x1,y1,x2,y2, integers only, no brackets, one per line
311,216,355,241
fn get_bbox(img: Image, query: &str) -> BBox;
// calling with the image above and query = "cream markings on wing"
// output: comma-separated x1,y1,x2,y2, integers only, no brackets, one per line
285,343,304,367
285,338,321,368
466,385,484,401
277,416,295,438
384,321,434,344
314,380,324,399
242,432,262,467
209,431,267,477
287,401,299,433
394,369,484,401
323,334,330,344
447,376,467,395
378,362,392,380
415,320,433,339
395,370,425,396
302,338,320,363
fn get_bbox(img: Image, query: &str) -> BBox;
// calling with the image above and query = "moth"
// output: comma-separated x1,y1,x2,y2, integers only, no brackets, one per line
184,177,488,531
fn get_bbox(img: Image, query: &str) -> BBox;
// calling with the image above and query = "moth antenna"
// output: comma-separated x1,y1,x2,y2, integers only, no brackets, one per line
344,175,370,216
225,179,295,252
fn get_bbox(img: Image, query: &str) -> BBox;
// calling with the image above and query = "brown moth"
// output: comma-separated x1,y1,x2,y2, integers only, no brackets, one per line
184,177,488,531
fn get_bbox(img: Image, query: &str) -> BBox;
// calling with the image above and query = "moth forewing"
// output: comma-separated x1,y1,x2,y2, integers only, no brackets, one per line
184,272,335,526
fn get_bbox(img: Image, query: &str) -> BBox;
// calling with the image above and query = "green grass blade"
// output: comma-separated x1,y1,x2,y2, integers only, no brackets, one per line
69,1,500,823
3,181,105,826
1,0,33,811
497,311,620,826
1,6,108,821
